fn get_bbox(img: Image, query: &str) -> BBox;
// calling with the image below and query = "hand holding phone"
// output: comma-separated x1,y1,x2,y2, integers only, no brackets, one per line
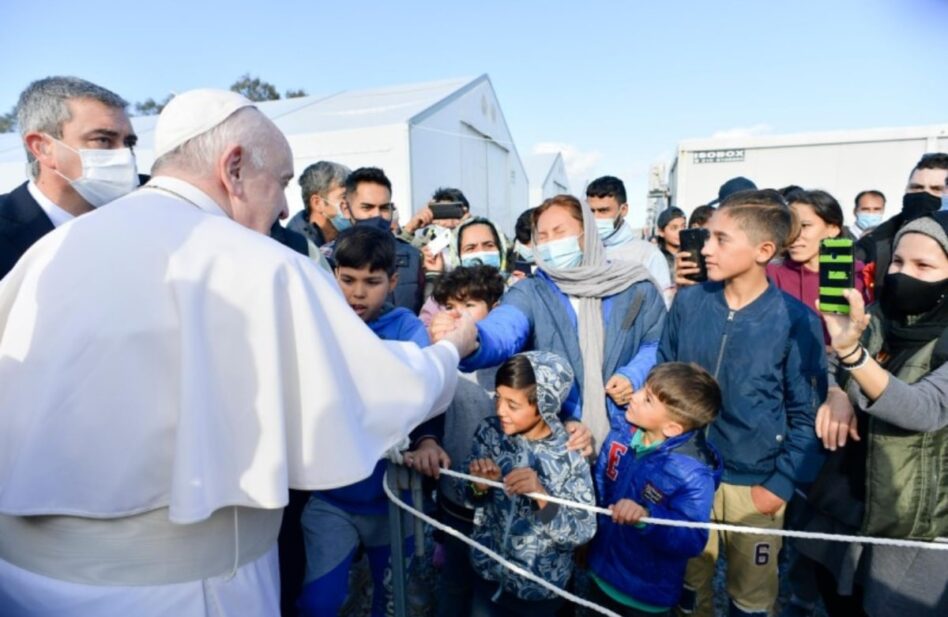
430,202,466,220
678,228,709,282
818,238,855,314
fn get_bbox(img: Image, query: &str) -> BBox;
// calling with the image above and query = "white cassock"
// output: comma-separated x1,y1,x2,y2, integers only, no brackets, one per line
0,176,459,616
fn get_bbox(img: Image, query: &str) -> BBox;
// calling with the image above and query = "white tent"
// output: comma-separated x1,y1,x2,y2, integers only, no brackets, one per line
525,152,570,208
0,74,529,234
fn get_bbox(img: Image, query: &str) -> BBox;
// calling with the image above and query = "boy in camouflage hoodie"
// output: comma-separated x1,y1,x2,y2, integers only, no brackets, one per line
467,351,596,616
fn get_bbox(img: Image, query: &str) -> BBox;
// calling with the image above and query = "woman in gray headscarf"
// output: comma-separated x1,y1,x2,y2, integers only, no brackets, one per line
432,194,666,454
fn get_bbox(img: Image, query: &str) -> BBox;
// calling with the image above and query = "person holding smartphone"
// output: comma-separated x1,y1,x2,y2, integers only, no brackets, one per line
796,211,948,617
760,190,869,617
767,190,868,343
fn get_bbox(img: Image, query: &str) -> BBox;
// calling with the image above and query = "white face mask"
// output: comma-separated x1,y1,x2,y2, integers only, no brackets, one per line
47,136,139,207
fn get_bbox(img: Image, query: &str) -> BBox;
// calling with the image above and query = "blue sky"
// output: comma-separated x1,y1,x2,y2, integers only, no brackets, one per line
2,0,946,216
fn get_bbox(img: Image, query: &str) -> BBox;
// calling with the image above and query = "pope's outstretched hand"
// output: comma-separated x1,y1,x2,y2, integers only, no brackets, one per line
439,311,478,358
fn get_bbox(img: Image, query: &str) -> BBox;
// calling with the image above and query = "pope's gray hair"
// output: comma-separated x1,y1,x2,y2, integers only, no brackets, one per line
151,107,277,176
16,76,128,178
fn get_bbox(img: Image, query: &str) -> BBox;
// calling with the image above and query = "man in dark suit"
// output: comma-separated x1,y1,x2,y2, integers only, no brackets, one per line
0,76,138,279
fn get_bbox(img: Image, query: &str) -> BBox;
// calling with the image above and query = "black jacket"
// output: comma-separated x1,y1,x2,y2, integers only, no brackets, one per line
0,176,152,281
855,214,904,294
0,182,54,280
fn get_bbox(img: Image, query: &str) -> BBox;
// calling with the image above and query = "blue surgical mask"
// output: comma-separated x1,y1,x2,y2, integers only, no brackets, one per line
514,241,534,262
538,235,583,269
330,212,352,231
855,212,883,231
595,217,617,240
600,218,634,248
460,250,501,269
942,193,948,212
354,216,392,233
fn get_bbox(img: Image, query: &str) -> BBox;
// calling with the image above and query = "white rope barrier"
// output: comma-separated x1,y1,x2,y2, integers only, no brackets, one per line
385,465,948,617
435,467,948,551
381,470,623,617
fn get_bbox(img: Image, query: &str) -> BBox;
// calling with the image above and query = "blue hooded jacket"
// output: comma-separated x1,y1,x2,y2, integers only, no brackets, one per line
315,305,432,514
461,271,665,428
658,281,827,501
589,426,722,608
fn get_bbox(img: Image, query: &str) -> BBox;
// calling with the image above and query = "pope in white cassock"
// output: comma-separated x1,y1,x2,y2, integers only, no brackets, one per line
0,89,476,616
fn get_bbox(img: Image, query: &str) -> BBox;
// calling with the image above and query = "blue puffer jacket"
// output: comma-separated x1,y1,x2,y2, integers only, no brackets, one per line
461,270,665,428
658,281,827,501
589,426,722,608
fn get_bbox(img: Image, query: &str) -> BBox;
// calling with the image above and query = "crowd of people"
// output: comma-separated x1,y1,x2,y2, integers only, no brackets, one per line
0,76,946,617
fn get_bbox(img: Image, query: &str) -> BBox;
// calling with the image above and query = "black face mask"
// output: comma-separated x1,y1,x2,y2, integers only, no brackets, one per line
354,216,393,233
881,272,948,319
901,192,941,222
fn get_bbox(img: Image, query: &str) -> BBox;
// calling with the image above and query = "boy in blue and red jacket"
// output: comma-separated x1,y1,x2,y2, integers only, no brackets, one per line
589,363,723,617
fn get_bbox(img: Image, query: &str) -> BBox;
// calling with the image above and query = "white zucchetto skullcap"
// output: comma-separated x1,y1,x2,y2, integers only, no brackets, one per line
154,89,255,159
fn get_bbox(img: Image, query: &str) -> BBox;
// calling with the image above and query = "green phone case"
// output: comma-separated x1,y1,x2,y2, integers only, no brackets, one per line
818,238,854,314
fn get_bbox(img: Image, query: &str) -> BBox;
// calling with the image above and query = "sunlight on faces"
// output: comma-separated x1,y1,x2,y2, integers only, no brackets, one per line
587,195,627,220
660,216,686,249
787,202,840,270
348,182,394,221
459,223,499,257
226,127,294,234
31,98,136,187
702,209,777,281
855,193,885,215
495,385,545,437
624,386,685,439
444,297,492,322
315,184,347,218
890,233,948,282
535,204,584,244
335,265,398,322
907,168,948,198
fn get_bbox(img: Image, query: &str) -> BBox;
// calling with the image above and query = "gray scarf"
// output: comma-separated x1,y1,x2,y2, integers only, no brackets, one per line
532,202,651,452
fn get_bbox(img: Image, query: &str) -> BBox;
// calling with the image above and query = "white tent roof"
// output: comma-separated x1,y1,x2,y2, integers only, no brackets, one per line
0,76,478,165
524,152,560,186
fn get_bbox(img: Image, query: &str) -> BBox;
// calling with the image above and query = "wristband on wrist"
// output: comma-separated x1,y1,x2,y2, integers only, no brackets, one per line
841,346,870,371
838,345,861,362
470,482,488,497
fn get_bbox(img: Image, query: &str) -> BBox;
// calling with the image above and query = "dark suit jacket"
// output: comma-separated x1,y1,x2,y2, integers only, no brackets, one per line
0,175,153,280
0,182,54,280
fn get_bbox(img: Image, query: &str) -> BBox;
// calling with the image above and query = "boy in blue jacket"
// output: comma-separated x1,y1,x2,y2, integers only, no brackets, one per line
589,362,723,617
298,225,436,617
659,190,827,617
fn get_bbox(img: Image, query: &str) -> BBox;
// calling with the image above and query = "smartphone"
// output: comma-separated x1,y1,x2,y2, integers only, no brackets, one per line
678,228,709,282
513,260,533,276
818,238,855,314
430,202,466,220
